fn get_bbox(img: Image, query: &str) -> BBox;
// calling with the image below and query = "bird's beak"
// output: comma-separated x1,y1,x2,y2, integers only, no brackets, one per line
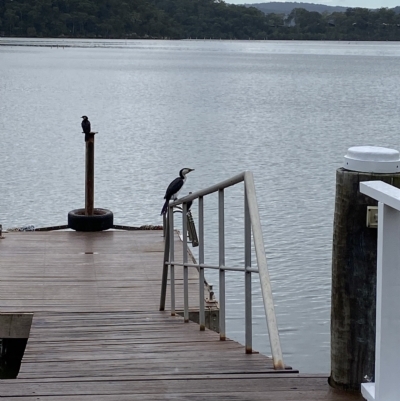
189,168,195,172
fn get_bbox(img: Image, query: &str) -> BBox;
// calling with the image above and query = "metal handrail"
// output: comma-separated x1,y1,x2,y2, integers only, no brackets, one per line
159,171,284,370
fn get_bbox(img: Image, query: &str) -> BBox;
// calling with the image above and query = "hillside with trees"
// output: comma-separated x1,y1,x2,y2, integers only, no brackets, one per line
247,2,348,15
0,0,400,40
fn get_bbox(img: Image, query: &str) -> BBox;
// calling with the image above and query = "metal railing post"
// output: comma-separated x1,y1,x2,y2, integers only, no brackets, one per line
218,188,226,341
169,205,176,316
244,187,252,354
199,196,205,331
244,171,284,369
183,202,189,322
159,214,170,311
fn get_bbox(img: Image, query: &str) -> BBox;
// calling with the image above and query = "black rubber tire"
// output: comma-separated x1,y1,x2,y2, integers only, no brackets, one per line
68,208,114,232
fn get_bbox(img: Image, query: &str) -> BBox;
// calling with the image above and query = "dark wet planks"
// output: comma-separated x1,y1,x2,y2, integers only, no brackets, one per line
17,311,278,381
0,376,364,401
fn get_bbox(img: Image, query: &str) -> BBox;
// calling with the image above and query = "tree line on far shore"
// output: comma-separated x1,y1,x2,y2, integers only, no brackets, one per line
1,0,400,41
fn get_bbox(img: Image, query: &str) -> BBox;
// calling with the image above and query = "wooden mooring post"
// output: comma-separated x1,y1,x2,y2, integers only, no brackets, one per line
85,132,96,216
330,146,400,392
67,129,113,231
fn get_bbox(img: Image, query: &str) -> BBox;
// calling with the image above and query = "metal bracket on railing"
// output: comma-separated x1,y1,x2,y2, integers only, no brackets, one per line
205,284,217,305
187,211,199,247
168,206,199,247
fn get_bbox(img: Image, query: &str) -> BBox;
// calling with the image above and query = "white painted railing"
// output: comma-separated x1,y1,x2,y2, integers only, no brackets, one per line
159,171,285,370
360,181,400,401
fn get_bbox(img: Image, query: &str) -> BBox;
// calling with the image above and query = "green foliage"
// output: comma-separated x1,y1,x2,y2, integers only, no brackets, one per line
0,0,399,40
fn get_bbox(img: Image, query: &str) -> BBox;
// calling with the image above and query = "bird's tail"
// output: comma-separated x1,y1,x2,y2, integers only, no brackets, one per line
160,199,169,216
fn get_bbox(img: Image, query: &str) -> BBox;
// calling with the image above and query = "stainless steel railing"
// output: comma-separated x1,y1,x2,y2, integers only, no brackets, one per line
159,171,284,370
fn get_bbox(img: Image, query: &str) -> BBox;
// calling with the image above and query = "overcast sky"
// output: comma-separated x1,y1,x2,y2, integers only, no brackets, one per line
229,0,399,9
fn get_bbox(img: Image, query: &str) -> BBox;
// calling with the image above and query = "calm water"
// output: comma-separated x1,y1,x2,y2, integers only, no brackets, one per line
1,39,400,374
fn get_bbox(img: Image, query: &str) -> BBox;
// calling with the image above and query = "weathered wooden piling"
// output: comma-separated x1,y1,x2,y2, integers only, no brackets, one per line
85,132,95,216
330,146,400,391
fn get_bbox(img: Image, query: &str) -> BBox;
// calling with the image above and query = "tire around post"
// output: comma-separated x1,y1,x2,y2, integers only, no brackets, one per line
68,208,113,232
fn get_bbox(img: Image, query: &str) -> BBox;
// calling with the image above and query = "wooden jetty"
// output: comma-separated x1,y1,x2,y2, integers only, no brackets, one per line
0,230,363,400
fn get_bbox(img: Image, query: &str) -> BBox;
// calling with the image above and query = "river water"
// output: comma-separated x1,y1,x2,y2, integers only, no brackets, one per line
1,38,400,374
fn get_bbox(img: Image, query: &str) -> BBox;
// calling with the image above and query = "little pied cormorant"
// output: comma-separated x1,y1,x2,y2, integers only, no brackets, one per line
81,116,91,141
160,168,194,215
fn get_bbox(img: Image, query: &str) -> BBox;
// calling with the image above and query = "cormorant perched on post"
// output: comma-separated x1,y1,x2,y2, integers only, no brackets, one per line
160,168,194,215
81,116,91,141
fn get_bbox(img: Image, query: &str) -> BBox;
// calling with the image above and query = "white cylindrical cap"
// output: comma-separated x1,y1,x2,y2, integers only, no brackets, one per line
344,146,400,173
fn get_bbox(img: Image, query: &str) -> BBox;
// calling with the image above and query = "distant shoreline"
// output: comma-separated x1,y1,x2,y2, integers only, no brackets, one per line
1,37,400,47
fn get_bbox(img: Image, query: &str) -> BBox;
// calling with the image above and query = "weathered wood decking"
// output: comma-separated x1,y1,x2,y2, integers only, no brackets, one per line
0,231,363,400
0,231,199,313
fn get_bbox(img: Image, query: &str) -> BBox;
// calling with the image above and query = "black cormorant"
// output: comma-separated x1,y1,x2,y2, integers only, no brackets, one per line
161,168,194,215
81,116,91,141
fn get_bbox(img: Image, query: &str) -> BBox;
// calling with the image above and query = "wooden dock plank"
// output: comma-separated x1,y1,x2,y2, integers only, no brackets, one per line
0,394,362,401
0,377,363,400
0,231,200,313
16,311,277,380
0,231,362,400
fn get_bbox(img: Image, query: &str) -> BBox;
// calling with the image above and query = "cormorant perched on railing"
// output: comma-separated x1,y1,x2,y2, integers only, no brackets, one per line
160,168,194,215
81,116,91,141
